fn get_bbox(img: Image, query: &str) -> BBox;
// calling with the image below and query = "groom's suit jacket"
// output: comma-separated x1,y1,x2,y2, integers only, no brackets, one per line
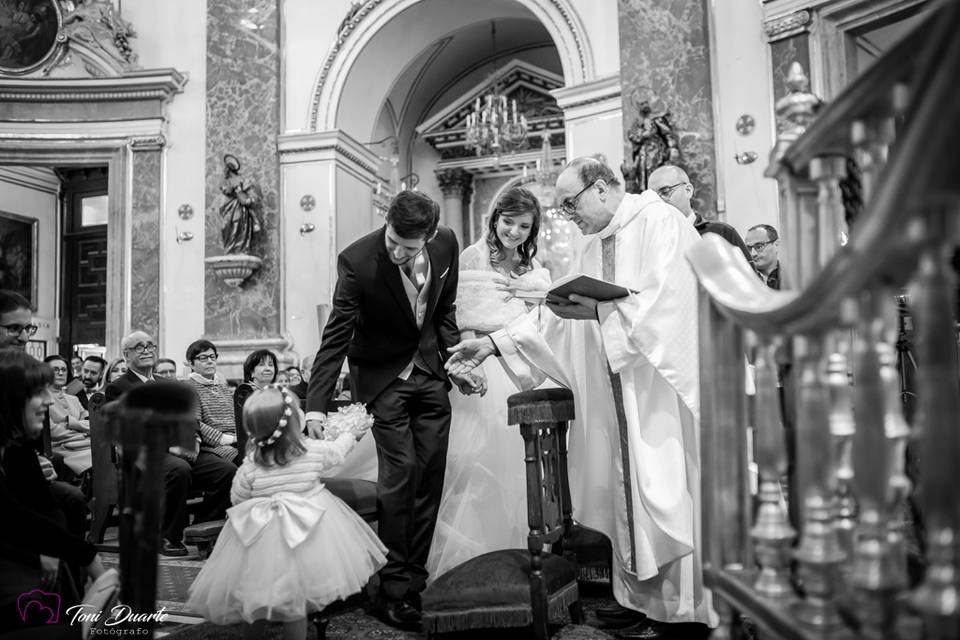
307,225,461,413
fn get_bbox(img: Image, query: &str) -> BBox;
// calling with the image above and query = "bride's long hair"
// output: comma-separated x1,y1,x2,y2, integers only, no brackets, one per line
486,186,541,275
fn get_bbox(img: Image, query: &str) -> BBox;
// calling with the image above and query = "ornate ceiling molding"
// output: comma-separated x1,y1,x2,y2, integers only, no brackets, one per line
764,9,813,42
0,69,187,103
309,0,590,131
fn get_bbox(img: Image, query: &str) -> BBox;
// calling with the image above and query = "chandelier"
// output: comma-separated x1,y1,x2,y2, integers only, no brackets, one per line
464,22,529,156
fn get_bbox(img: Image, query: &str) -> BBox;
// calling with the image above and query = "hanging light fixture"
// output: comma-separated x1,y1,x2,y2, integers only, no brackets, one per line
465,21,529,157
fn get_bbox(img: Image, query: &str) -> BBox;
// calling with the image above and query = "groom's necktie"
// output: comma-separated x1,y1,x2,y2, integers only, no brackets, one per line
402,253,426,291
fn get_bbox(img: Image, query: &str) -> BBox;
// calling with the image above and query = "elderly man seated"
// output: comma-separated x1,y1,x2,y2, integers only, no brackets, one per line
105,331,236,556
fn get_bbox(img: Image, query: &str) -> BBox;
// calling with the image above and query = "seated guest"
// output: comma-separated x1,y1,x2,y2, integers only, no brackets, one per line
63,357,84,395
276,370,290,386
103,357,128,386
746,223,784,290
105,331,236,556
184,339,239,465
285,366,308,399
648,164,752,263
70,355,107,411
0,348,105,635
43,355,92,477
154,357,178,380
233,349,278,452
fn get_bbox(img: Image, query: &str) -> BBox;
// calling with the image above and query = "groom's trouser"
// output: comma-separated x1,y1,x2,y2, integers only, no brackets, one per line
369,368,451,600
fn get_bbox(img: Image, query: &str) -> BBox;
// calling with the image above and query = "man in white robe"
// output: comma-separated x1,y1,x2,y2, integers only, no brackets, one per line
446,157,717,635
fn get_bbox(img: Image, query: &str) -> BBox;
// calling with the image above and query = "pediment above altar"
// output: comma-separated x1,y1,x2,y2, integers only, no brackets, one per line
416,59,565,159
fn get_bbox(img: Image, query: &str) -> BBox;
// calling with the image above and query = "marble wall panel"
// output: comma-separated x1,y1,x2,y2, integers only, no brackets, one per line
130,149,161,339
770,34,811,132
618,0,717,218
204,0,281,339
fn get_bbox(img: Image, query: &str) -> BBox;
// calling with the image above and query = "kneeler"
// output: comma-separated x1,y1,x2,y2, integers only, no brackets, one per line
420,388,584,640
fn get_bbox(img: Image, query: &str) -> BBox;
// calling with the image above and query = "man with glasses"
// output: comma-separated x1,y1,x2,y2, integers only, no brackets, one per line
105,331,236,556
0,289,38,350
447,157,717,638
745,223,783,289
648,165,751,263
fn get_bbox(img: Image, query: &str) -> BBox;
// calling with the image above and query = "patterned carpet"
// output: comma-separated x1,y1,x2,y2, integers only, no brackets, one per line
100,547,621,640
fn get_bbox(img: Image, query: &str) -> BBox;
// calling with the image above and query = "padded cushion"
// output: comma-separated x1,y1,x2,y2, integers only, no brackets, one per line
183,519,225,543
423,549,576,610
323,477,378,522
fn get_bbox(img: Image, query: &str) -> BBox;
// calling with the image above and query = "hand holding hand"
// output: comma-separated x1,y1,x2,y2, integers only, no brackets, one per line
546,293,600,320
221,433,237,446
446,336,497,377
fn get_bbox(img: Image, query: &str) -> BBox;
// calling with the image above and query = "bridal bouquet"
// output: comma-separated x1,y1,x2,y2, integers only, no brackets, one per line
323,403,374,440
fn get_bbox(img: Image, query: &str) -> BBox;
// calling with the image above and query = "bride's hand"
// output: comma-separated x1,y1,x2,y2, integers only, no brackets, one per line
494,275,544,298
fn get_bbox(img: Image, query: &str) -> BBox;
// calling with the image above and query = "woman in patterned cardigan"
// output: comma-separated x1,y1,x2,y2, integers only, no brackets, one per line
184,339,240,465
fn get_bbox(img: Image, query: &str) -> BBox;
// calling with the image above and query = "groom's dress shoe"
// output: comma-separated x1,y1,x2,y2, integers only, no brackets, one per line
613,619,669,640
404,591,422,612
371,598,422,631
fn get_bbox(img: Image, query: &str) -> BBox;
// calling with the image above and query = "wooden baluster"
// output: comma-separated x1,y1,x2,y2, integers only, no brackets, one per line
851,291,902,639
826,327,857,585
751,340,797,598
809,156,849,267
850,117,895,212
909,206,960,640
791,335,846,631
879,342,911,593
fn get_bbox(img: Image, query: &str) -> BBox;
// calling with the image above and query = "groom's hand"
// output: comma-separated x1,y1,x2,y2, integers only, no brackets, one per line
305,415,326,439
446,336,497,376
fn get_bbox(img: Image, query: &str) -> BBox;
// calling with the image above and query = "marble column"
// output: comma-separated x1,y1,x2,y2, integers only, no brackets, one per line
618,0,718,218
129,136,163,340
204,0,281,341
436,168,472,243
764,10,813,133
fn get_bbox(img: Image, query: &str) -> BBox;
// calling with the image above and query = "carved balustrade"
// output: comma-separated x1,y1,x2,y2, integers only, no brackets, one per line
690,3,960,638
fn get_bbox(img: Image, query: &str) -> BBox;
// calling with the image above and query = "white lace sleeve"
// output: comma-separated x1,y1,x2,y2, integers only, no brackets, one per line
306,433,357,473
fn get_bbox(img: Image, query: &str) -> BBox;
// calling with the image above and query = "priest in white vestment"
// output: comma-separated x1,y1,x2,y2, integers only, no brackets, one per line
446,157,718,632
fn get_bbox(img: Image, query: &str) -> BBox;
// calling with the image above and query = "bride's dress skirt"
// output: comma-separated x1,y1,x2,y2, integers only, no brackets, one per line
426,356,530,581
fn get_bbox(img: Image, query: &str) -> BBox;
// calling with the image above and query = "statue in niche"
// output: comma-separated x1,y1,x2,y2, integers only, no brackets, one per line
621,97,681,194
218,154,264,256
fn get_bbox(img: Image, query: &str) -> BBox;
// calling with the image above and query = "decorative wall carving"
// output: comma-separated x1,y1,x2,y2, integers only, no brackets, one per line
764,10,813,42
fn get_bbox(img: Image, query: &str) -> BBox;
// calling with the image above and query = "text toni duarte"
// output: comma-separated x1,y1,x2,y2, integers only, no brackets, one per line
66,603,169,627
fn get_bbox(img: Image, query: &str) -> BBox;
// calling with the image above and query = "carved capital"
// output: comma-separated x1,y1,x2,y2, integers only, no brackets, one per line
127,134,166,150
764,10,812,42
436,168,472,198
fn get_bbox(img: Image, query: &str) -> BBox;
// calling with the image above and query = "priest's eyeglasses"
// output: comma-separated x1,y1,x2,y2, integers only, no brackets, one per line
655,182,687,199
1,323,38,336
559,181,598,218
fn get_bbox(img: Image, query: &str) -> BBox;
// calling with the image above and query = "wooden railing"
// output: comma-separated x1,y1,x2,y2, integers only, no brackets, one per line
689,1,959,638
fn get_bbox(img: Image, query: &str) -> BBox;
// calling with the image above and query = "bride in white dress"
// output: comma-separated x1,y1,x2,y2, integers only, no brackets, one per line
426,186,552,581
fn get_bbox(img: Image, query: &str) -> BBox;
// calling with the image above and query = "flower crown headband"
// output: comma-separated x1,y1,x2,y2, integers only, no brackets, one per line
256,385,296,448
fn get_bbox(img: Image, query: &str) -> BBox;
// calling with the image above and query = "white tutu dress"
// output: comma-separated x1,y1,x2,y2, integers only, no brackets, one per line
186,435,387,624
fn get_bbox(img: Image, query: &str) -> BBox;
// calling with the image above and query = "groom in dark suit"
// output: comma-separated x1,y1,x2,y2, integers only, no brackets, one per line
306,190,476,630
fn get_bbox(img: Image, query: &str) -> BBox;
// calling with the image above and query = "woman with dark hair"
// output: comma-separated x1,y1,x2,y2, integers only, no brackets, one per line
184,340,239,465
426,185,552,580
233,349,278,454
0,348,105,634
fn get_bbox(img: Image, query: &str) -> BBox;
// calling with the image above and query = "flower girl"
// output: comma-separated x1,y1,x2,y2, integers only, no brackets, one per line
187,386,386,640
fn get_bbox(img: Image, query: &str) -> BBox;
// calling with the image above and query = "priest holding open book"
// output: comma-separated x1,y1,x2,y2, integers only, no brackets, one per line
447,156,717,638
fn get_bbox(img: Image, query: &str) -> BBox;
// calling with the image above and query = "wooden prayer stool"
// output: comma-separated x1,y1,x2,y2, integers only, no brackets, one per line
420,388,584,640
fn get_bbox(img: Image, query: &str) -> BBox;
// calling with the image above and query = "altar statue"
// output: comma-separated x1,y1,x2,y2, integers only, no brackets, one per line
219,154,263,256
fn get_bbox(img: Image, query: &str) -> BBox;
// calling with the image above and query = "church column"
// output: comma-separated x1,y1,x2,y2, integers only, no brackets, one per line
277,130,381,362
552,74,624,176
128,135,165,342
436,168,472,243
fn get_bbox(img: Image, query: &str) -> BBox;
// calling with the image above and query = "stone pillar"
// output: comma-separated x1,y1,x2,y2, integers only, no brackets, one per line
128,135,164,341
618,0,718,217
436,168,472,244
552,74,624,172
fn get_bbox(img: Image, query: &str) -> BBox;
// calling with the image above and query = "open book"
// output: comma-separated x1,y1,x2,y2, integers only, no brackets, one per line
513,273,632,304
